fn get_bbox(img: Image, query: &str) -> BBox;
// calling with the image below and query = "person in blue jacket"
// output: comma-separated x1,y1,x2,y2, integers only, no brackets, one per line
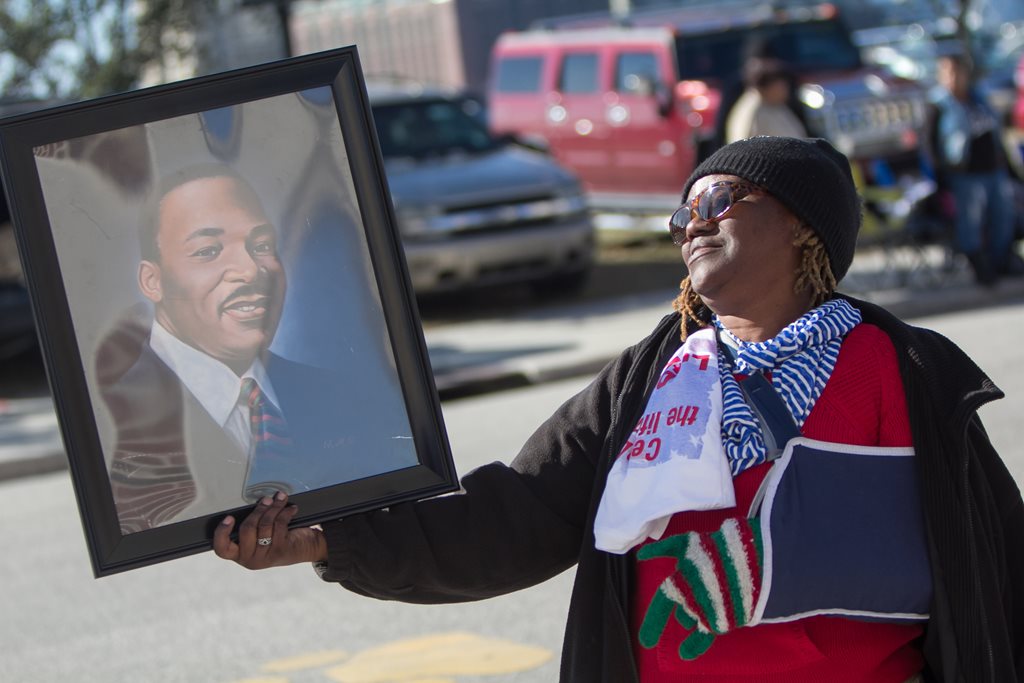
924,51,1017,285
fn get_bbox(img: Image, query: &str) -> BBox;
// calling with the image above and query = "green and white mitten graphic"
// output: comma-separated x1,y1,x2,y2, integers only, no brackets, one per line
637,517,763,660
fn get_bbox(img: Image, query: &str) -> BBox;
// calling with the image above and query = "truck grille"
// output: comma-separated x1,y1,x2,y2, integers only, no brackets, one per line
833,97,920,134
805,94,925,159
409,195,589,238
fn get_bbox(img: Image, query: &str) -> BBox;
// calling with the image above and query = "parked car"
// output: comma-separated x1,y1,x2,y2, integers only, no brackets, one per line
488,1,929,214
367,82,595,295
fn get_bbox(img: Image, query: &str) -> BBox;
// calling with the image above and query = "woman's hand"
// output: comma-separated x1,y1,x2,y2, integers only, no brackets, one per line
213,491,328,570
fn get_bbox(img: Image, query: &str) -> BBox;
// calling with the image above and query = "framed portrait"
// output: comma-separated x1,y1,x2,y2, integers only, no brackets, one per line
0,47,458,577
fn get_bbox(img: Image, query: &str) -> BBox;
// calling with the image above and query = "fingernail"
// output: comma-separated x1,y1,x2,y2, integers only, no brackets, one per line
221,516,233,526
275,491,286,501
260,496,272,506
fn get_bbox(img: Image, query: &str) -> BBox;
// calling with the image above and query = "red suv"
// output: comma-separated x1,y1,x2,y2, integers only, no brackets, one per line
488,2,927,214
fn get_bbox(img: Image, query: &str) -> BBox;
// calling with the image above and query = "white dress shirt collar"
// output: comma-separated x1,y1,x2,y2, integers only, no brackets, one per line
149,321,281,427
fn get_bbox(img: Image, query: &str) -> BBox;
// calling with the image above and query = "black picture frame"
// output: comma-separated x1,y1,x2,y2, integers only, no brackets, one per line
0,47,457,577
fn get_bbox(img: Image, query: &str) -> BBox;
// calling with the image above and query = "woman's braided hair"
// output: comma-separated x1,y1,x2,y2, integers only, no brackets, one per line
672,221,837,340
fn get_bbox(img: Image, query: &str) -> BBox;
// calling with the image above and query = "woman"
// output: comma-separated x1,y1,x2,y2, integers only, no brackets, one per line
215,137,1023,682
725,57,808,143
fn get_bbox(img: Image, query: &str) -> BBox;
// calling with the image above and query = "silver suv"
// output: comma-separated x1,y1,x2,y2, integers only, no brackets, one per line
367,83,595,295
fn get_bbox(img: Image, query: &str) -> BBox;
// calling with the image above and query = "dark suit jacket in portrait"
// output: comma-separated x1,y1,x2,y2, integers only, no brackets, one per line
94,318,418,534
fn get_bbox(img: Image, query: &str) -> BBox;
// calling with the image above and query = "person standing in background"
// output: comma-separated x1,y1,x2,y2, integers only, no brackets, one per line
725,57,808,143
924,52,1017,285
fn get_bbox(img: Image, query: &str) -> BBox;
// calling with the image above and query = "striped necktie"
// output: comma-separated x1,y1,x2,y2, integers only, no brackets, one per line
241,377,294,502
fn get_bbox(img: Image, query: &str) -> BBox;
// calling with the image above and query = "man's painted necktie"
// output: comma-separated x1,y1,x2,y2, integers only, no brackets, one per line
241,377,294,502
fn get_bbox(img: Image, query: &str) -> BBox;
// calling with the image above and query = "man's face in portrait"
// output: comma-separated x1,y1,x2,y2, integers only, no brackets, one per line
138,175,286,373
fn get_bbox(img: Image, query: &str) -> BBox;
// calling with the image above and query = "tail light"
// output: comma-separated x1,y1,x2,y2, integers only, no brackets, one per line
674,81,720,130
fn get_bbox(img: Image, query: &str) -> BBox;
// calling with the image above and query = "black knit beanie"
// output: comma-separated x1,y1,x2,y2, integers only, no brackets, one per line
681,136,861,282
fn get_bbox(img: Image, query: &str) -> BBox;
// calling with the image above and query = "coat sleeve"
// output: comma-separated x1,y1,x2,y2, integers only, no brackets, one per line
969,416,1024,677
315,338,644,604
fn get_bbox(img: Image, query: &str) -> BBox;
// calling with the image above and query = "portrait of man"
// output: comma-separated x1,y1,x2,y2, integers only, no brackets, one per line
95,163,416,533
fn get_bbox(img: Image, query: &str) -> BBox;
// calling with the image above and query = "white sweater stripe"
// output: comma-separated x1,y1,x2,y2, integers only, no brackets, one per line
686,532,729,633
660,575,710,634
720,518,755,622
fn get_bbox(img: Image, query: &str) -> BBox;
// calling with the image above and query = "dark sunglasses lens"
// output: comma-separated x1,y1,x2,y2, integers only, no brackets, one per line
668,207,689,244
698,184,734,221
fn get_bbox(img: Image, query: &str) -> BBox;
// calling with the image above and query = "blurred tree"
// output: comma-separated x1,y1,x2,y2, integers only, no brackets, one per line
923,0,986,67
0,2,74,97
239,0,293,57
0,0,214,100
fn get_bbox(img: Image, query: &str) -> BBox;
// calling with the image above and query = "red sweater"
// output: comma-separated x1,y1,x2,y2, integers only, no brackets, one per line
632,323,924,682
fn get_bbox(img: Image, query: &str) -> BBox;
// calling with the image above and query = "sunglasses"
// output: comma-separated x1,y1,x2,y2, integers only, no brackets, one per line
668,180,762,246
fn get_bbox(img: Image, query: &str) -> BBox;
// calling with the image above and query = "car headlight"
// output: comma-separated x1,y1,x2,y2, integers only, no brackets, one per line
396,204,443,238
551,183,589,215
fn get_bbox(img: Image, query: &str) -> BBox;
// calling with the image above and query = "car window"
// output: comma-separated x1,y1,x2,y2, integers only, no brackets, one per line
559,53,600,93
495,56,544,93
675,20,861,82
616,52,661,93
372,98,499,160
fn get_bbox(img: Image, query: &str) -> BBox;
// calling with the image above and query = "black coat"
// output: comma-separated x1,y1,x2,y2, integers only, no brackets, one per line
320,296,1024,682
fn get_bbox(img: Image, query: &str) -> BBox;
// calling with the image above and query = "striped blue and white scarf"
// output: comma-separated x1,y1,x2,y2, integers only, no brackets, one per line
715,298,862,475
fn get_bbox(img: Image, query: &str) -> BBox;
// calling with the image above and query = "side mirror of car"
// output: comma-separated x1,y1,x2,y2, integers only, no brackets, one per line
625,74,673,117
497,132,551,154
653,81,674,118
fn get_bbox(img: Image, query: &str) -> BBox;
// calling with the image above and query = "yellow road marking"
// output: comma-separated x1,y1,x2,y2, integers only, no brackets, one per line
263,649,349,672
324,631,552,683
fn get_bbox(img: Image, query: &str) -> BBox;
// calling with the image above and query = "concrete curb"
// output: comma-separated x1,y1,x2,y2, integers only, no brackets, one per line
435,356,614,401
0,449,67,481
0,395,67,481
